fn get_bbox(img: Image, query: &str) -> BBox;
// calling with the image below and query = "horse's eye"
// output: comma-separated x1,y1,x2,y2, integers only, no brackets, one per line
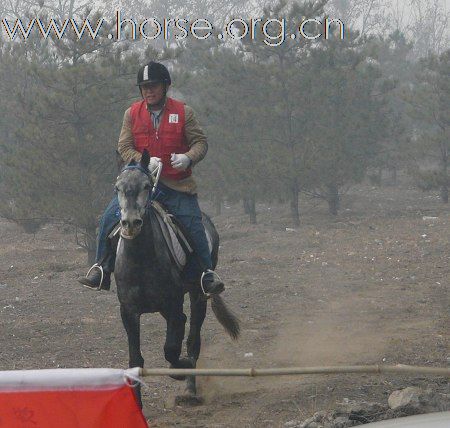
144,183,151,190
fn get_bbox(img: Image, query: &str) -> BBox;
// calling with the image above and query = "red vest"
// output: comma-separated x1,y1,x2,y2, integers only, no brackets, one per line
130,97,191,180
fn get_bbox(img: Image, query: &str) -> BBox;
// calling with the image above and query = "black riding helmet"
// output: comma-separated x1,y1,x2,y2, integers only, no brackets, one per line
137,61,171,86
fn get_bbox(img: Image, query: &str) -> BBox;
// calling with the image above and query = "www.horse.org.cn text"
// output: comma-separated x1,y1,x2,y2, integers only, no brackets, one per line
1,12,345,47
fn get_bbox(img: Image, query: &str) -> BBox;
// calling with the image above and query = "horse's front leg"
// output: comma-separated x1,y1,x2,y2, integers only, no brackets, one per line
120,305,144,407
186,290,207,396
162,297,193,380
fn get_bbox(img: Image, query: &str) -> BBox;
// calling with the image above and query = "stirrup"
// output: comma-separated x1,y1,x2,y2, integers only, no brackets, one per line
200,269,223,298
85,263,104,291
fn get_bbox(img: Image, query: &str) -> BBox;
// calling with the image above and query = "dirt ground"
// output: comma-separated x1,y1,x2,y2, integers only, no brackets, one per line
0,183,449,427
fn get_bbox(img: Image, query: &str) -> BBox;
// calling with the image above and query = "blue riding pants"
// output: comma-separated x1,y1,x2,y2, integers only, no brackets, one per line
96,182,212,281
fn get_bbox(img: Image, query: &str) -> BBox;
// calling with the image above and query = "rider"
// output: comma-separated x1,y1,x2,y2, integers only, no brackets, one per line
78,61,224,295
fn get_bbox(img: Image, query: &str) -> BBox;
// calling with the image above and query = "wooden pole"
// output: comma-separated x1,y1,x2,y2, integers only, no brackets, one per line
140,364,450,378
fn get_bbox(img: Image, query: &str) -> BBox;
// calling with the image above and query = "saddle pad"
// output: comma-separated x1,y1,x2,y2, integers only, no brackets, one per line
154,210,187,270
151,201,213,271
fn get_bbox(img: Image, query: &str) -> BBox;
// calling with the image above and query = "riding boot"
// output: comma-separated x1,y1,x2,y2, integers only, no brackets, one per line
78,263,111,291
201,269,224,296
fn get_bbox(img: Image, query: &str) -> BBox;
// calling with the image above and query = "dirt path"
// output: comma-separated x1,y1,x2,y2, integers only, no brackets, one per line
0,184,448,427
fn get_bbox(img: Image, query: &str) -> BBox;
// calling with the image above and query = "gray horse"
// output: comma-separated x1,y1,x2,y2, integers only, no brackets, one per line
114,150,240,406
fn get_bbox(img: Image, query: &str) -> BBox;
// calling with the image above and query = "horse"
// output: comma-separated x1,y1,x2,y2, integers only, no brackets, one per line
113,150,240,406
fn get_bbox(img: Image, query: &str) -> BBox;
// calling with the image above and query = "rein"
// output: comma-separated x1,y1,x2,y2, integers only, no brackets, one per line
150,161,162,198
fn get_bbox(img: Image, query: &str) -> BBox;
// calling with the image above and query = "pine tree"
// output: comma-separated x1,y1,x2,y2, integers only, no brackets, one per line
237,0,328,224
0,10,141,263
403,49,450,203
177,37,275,224
369,30,414,186
303,30,390,214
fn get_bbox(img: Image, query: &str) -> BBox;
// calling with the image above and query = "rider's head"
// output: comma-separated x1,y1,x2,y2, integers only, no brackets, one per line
137,61,171,108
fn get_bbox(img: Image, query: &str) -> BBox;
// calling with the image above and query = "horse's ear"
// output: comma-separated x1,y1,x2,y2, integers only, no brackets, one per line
141,149,150,170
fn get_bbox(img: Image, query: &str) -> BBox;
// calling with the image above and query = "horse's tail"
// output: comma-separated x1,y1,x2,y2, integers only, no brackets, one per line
211,294,240,340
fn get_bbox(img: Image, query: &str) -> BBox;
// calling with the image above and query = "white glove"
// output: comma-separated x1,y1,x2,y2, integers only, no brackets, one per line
170,153,192,170
149,156,161,173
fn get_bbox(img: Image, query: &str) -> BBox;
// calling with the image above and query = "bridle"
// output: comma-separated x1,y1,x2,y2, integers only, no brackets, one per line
117,160,163,238
118,161,163,200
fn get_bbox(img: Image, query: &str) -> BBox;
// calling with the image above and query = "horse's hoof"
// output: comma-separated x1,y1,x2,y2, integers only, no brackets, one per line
174,394,204,407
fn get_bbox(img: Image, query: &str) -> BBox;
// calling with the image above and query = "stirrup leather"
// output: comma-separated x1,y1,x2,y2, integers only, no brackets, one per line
85,263,105,290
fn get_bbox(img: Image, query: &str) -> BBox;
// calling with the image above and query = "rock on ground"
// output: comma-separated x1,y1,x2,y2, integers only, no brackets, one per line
287,387,450,428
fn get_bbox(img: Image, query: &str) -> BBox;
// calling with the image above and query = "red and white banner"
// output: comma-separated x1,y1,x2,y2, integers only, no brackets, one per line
0,368,148,427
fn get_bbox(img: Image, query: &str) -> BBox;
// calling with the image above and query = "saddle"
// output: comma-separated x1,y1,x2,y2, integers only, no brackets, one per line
108,201,213,271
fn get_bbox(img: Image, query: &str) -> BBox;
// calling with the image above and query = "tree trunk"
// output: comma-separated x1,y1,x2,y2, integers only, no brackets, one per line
388,166,397,186
327,184,340,216
248,196,257,224
440,185,448,203
214,194,222,216
440,156,448,203
290,180,300,226
279,55,299,227
377,167,383,185
243,196,257,224
243,198,250,214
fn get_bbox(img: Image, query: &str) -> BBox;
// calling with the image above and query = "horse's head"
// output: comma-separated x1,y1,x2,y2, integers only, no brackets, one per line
115,150,152,239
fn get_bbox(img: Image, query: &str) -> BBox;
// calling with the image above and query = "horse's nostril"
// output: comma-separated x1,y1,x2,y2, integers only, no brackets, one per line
133,219,143,228
120,220,129,228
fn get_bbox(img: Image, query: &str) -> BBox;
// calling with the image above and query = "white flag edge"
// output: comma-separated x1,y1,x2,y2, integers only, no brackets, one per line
0,367,141,391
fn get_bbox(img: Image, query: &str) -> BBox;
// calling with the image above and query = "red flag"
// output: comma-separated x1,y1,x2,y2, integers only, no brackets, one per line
0,368,148,428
